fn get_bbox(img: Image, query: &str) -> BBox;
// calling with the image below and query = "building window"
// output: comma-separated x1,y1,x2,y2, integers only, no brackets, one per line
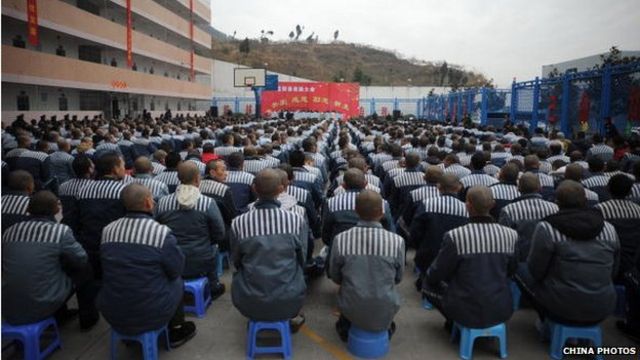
17,91,30,110
40,92,48,103
110,58,117,67
150,100,155,111
177,101,181,111
12,35,26,49
56,45,66,57
59,94,68,111
149,66,154,74
132,62,138,71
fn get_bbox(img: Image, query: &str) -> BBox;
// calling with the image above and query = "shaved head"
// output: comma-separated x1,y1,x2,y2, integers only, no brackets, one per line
524,155,540,170
556,180,586,209
425,165,444,184
343,168,367,190
254,168,283,200
518,172,541,194
466,186,495,216
438,173,462,194
564,163,583,182
356,190,384,222
134,157,153,175
348,157,368,172
178,161,200,185
28,191,59,217
122,183,153,212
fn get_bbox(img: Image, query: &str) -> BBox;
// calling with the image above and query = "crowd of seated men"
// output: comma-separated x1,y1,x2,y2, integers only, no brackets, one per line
1,112,640,356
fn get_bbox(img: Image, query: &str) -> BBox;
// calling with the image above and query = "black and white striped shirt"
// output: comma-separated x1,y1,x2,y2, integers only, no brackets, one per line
102,217,170,248
4,220,70,244
596,199,640,220
460,173,498,188
500,195,559,225
490,183,521,201
76,179,126,200
410,186,440,203
58,178,94,197
200,179,230,198
447,223,517,256
328,191,387,213
421,195,468,217
444,164,472,180
1,194,30,216
393,171,427,188
125,176,169,199
227,170,255,186
155,171,181,188
334,225,404,258
157,193,214,213
231,207,304,239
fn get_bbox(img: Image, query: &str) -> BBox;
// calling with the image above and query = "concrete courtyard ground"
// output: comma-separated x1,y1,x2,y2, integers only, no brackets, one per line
2,248,638,359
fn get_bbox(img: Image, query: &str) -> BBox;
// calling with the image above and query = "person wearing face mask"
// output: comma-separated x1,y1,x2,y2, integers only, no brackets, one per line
156,162,227,301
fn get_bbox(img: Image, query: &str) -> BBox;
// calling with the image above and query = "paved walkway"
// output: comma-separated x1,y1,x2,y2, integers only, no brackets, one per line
3,249,637,359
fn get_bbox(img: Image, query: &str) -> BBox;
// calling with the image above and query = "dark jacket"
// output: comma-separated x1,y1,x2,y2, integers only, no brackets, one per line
2,217,87,325
527,209,619,323
74,178,127,263
200,178,238,250
155,192,225,277
98,213,184,335
12,150,50,190
226,170,256,213
595,199,640,281
231,200,307,321
425,217,518,328
411,194,469,270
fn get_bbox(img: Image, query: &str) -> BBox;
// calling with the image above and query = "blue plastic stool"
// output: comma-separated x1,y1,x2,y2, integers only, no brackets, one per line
450,322,508,360
347,326,389,359
216,251,229,278
615,285,626,317
548,321,602,360
246,320,292,359
110,326,170,360
422,297,434,310
510,281,521,311
183,277,212,318
2,317,61,360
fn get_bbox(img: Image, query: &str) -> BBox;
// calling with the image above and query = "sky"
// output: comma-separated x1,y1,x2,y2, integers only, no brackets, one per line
211,0,640,88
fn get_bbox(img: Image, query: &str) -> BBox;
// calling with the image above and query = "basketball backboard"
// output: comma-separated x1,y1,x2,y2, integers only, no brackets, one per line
234,68,266,87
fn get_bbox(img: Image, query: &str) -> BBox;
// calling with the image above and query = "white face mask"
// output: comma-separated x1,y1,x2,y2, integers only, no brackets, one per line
176,184,201,209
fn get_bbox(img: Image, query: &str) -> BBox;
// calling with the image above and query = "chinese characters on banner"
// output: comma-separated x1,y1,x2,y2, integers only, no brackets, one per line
261,82,360,119
27,0,38,46
126,0,132,68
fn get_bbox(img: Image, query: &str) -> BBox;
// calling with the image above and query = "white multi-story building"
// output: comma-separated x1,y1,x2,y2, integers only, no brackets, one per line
542,50,640,78
2,0,213,123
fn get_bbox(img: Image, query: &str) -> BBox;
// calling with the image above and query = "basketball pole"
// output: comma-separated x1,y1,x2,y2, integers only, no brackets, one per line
252,86,262,119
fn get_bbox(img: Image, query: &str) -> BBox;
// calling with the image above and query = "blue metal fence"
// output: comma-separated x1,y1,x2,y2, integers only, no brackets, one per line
422,61,640,136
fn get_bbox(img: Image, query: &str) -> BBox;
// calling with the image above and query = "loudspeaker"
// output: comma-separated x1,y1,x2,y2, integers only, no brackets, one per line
210,106,218,117
393,110,402,120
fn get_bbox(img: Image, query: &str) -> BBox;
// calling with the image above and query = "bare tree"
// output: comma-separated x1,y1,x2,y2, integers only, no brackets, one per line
333,30,339,42
295,24,303,40
289,31,295,41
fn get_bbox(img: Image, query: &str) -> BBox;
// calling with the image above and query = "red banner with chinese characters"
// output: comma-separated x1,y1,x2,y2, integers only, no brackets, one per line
27,0,39,46
548,95,558,124
126,0,132,68
261,82,360,118
189,0,195,81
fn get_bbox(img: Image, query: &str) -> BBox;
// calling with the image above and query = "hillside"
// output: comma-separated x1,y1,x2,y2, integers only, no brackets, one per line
211,38,491,87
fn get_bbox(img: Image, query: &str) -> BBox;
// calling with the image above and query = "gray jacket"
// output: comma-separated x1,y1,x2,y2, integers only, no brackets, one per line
329,222,405,331
2,217,87,324
231,199,307,321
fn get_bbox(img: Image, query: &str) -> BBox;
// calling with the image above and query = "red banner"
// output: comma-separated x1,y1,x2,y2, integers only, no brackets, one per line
189,0,195,81
126,0,132,68
548,95,558,123
578,92,590,125
261,82,360,118
27,0,38,46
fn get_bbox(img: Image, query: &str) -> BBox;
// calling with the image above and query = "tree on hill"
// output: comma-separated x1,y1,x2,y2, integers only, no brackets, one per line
239,38,250,54
333,30,339,42
295,25,303,40
352,67,372,86
289,31,295,41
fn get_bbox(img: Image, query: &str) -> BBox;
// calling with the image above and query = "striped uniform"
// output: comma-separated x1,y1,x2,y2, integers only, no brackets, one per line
382,160,401,173
47,151,75,184
458,153,473,167
95,143,121,155
58,178,95,229
410,185,440,203
102,217,170,248
1,194,30,232
151,162,166,176
498,195,558,260
214,146,242,157
582,175,610,189
244,159,271,175
387,167,406,179
483,164,501,177
629,183,640,204
588,144,614,160
604,171,636,181
200,179,230,198
155,171,181,193
547,155,570,164
328,192,387,214
370,153,393,167
460,173,499,189
393,171,427,188
447,223,517,256
125,176,169,200
157,193,215,213
539,161,552,174
287,185,312,204
333,183,380,196
419,195,469,218
595,199,640,278
232,206,305,241
490,183,521,217
444,164,472,180
535,172,555,188
227,170,255,186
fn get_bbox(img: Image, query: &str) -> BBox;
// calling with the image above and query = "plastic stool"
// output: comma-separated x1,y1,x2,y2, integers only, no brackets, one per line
422,297,434,310
450,322,508,360
548,321,602,360
183,277,212,318
347,326,389,359
110,326,170,360
2,317,61,360
510,281,521,311
246,320,292,359
615,285,626,317
216,251,229,278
